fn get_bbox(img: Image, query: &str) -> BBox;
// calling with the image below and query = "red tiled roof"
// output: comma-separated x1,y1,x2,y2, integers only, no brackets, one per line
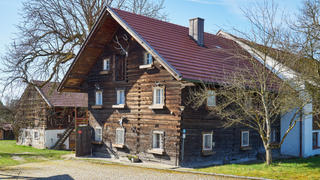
34,81,88,107
0,123,13,131
113,8,259,83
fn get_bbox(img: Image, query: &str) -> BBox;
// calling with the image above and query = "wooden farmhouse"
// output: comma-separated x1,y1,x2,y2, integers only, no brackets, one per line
58,6,280,167
0,123,14,140
16,81,88,149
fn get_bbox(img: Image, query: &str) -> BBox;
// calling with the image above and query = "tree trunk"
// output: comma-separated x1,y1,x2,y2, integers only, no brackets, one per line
266,147,272,165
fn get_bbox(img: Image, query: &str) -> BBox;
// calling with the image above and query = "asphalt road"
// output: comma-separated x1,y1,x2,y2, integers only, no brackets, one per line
0,160,246,180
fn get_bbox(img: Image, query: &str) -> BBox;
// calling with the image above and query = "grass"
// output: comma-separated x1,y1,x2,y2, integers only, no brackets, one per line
0,140,70,167
196,156,320,180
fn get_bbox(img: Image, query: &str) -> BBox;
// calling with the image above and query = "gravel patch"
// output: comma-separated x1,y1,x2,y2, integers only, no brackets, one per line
0,160,244,180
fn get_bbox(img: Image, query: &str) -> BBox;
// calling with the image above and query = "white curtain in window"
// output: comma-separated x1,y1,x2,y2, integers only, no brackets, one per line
116,129,124,144
117,90,125,104
153,133,161,149
203,134,212,150
242,131,249,146
96,91,102,105
95,128,102,141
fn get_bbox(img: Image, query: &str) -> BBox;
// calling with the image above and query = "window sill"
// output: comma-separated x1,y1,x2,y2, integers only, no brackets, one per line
100,70,110,75
113,143,125,148
91,140,103,145
201,151,216,156
92,105,103,109
148,104,164,109
240,146,252,150
139,64,154,69
313,146,320,150
112,104,126,109
148,149,164,155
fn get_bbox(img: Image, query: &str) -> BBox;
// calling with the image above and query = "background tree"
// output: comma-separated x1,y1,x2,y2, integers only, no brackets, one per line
189,0,320,165
0,0,168,92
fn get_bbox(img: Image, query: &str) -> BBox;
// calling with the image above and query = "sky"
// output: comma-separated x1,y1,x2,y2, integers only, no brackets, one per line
0,0,304,100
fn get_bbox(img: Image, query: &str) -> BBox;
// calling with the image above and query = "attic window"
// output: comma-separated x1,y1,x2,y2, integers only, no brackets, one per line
139,52,154,69
100,58,110,75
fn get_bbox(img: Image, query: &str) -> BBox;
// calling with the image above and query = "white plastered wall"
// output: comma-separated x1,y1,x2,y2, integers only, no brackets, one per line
45,129,69,149
302,103,320,157
280,108,300,157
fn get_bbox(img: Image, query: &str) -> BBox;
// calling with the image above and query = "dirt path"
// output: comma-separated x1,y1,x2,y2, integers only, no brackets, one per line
0,160,245,180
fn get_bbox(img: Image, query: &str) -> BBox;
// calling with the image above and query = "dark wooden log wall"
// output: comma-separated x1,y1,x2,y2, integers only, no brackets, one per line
180,88,280,167
16,85,48,128
87,27,181,166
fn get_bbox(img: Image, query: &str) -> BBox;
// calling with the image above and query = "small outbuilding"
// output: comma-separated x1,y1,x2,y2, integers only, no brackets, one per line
0,123,14,140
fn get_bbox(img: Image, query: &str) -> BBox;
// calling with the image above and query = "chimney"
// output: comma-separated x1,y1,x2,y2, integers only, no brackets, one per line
189,17,204,46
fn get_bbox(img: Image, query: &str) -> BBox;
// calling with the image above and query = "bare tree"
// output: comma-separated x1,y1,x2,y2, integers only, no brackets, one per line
0,0,168,93
189,0,320,166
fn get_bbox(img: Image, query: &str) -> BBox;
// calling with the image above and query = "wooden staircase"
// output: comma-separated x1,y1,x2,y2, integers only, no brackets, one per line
51,121,75,150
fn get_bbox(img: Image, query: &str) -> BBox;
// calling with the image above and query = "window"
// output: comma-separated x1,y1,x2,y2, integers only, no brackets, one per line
139,52,154,69
152,131,163,149
154,87,164,105
270,129,277,143
95,91,103,105
207,90,216,107
245,93,253,108
117,90,125,105
116,128,125,144
313,132,318,149
34,131,39,139
95,128,102,141
241,130,249,147
203,134,212,151
103,58,110,70
144,52,153,65
149,86,165,109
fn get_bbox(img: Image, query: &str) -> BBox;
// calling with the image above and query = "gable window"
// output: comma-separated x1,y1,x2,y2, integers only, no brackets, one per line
139,52,154,69
103,58,110,71
148,130,165,155
95,91,103,105
95,128,102,141
245,93,253,109
112,88,126,108
313,132,319,149
207,90,216,107
201,131,215,155
149,85,165,109
100,58,110,75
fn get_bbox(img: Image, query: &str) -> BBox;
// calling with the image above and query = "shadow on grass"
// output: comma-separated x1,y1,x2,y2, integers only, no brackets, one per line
0,173,74,179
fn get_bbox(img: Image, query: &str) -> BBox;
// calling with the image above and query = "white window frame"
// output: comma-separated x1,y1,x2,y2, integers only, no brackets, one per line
144,52,153,65
153,87,164,105
103,58,110,71
139,52,154,69
203,133,213,151
149,86,165,109
207,90,216,107
117,90,125,105
241,130,250,147
95,127,102,141
95,91,103,105
152,130,164,149
116,128,125,145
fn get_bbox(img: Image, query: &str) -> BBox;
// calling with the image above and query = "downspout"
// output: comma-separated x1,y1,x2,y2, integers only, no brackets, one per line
300,110,302,157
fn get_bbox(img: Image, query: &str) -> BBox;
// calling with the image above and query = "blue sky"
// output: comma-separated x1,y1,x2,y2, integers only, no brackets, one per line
0,0,302,56
0,0,303,99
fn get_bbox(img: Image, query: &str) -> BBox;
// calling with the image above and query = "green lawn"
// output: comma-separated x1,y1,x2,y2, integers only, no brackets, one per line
196,156,320,180
0,140,70,167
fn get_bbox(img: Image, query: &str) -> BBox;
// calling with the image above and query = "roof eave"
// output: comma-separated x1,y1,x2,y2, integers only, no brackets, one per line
57,6,109,92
